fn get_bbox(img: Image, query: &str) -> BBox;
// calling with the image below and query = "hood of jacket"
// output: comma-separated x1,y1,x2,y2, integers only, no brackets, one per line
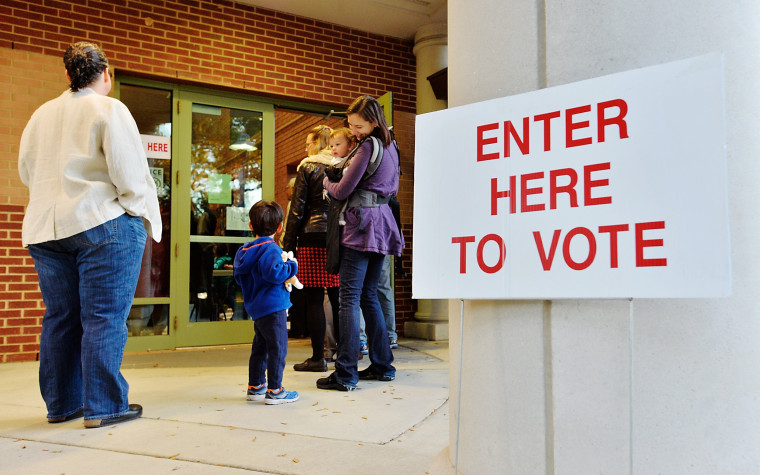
297,149,333,170
234,236,273,276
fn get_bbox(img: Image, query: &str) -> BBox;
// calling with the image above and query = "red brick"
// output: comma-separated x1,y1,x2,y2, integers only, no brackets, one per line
5,317,38,326
8,335,37,344
5,352,37,362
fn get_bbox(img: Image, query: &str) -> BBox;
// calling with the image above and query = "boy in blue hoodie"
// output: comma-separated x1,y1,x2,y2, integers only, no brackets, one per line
234,200,299,405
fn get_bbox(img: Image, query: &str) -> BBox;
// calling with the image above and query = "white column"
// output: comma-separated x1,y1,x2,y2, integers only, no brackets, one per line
446,0,760,473
406,22,449,341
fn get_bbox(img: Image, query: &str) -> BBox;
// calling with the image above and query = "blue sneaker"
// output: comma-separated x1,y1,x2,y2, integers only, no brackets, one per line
265,387,299,405
389,338,398,349
360,341,369,355
246,383,266,401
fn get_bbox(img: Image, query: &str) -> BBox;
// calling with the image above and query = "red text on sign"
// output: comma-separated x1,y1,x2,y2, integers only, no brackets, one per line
451,234,507,274
532,221,667,271
476,99,629,161
491,162,612,215
147,142,169,152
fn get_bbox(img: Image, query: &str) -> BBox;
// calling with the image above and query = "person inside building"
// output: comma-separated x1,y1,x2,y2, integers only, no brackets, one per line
18,42,162,428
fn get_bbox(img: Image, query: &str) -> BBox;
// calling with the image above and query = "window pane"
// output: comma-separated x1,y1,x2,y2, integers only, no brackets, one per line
120,85,172,299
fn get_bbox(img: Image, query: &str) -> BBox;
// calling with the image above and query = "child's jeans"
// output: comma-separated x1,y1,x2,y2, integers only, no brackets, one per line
248,309,289,390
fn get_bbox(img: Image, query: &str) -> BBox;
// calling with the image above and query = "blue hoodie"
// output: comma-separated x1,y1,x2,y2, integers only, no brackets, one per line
233,237,298,320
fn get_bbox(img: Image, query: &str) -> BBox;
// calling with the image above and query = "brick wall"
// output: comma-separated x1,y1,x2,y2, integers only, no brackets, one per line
0,205,42,362
1,0,416,113
0,49,69,362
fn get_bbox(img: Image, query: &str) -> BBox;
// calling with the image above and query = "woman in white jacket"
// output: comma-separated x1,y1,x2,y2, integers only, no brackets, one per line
18,42,161,429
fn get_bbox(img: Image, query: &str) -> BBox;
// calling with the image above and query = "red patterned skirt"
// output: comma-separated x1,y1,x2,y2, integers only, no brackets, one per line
295,246,339,287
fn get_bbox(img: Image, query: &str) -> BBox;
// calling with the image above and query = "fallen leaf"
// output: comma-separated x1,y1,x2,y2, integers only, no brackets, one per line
278,453,286,457
252,437,257,442
293,458,299,463
312,402,318,406
169,453,180,459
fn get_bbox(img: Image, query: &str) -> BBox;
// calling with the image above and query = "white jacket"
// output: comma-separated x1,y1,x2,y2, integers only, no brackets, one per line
18,88,162,246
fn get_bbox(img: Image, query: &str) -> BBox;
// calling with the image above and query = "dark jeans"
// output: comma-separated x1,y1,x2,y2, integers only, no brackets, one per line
335,246,395,386
28,213,147,421
249,309,289,390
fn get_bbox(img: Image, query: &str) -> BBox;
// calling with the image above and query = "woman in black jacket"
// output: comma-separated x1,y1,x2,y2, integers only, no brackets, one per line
282,125,340,372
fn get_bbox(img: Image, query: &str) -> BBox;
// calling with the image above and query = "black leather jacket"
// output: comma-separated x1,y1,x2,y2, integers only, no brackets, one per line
281,151,333,253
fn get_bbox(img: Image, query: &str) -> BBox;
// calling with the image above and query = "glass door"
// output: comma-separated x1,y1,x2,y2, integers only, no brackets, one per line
176,91,274,347
118,83,176,351
118,76,274,351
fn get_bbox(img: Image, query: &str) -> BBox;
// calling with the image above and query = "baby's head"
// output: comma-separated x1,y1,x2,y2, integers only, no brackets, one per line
329,127,356,159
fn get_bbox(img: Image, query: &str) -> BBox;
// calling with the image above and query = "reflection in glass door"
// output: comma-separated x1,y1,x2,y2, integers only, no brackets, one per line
188,104,262,324
119,85,173,339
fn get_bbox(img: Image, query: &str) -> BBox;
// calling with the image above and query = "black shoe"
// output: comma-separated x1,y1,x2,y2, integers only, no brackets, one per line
48,408,84,423
316,372,355,391
294,358,328,372
358,367,395,381
84,404,142,429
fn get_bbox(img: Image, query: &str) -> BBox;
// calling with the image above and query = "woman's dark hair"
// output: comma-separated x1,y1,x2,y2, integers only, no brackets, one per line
63,42,109,92
249,200,283,237
346,95,392,146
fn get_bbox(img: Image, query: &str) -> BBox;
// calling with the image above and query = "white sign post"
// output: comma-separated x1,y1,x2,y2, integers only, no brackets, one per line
412,54,730,299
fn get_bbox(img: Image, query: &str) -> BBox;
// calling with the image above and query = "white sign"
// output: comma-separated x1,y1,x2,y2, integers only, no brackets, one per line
412,54,730,299
149,167,163,189
141,134,171,159
226,206,250,231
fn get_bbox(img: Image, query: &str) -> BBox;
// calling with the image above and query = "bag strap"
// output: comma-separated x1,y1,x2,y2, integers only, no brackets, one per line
361,136,384,181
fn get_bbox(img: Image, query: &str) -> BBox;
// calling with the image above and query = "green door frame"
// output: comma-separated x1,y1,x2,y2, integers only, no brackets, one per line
173,90,274,348
114,76,286,352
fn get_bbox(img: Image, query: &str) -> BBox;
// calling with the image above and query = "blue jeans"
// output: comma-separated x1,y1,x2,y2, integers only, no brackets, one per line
249,309,289,390
335,247,395,386
359,255,397,342
28,213,147,421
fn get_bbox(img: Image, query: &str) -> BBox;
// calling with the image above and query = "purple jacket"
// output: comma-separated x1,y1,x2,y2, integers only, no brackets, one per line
323,139,405,256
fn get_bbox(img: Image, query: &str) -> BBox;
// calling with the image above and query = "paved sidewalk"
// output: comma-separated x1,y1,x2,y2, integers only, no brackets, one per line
0,339,452,474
